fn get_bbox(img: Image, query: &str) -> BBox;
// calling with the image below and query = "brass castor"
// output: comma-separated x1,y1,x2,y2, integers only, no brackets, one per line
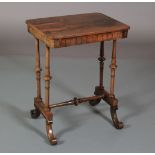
30,109,40,119
89,98,101,106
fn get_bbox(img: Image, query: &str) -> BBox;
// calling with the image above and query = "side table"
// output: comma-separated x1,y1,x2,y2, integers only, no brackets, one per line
26,13,130,145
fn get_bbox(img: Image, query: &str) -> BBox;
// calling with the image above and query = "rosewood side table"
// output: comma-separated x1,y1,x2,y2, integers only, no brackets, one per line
26,13,130,145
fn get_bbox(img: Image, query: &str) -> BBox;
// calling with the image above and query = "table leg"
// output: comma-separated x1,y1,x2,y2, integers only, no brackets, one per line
109,40,123,129
31,38,41,118
89,41,105,106
44,45,57,145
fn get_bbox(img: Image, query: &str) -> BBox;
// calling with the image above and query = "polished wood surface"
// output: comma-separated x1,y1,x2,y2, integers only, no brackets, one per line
35,39,42,99
26,13,129,48
26,13,130,145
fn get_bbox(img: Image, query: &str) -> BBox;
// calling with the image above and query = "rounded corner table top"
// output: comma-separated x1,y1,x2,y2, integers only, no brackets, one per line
26,12,130,48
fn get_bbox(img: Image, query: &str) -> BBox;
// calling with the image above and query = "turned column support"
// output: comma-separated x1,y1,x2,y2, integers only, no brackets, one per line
35,38,42,100
44,45,52,109
44,45,57,145
94,41,105,95
109,40,123,129
30,38,42,119
109,40,117,99
89,41,105,106
99,41,105,88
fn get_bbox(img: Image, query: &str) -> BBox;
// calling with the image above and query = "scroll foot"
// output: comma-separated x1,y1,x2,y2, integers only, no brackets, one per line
110,107,124,129
46,121,57,145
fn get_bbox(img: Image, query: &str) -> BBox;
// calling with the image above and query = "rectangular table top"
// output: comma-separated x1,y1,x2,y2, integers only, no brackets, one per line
26,13,130,48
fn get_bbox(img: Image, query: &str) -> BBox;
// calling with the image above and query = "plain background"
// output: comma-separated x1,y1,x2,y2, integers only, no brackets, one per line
0,3,155,153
